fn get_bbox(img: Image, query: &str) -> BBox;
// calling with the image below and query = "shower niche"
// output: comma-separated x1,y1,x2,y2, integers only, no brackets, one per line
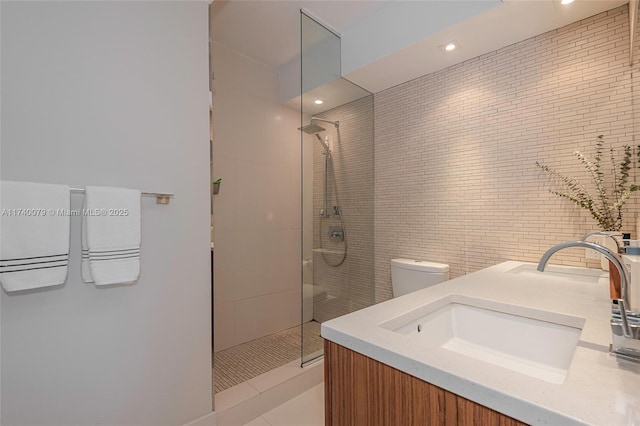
300,11,375,365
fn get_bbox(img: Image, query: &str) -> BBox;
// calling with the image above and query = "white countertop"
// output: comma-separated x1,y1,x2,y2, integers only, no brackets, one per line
321,261,640,426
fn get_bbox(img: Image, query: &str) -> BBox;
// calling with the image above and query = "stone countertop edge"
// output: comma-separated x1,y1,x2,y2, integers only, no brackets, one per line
320,260,640,426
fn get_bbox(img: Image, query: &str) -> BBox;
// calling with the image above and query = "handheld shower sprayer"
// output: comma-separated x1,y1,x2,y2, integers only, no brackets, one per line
315,134,330,153
296,116,346,267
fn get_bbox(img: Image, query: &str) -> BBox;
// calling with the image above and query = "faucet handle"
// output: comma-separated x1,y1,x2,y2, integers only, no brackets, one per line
617,299,633,338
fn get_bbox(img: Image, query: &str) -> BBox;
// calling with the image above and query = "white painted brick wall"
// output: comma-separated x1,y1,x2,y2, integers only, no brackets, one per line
374,6,640,302
311,96,375,325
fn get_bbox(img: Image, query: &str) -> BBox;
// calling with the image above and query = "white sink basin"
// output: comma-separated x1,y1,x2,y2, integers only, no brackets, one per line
380,296,584,384
505,263,606,284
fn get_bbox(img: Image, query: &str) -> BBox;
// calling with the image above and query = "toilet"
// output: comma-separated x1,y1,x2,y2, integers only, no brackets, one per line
391,258,450,297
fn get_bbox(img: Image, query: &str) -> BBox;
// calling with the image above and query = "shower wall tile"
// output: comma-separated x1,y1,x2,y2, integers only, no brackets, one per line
212,42,302,351
213,229,236,303
235,293,291,342
214,302,239,351
210,155,237,230
212,55,296,168
311,96,376,323
231,229,300,301
374,5,640,303
287,287,303,326
234,160,297,230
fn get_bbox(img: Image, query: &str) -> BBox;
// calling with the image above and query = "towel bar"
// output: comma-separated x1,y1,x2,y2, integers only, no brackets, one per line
70,188,174,204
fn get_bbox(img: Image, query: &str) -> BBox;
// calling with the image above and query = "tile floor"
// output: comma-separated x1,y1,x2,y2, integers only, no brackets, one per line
215,321,323,393
214,358,324,426
242,384,324,426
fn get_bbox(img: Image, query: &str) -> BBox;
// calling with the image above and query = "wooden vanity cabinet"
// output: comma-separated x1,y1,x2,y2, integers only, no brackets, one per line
324,340,528,426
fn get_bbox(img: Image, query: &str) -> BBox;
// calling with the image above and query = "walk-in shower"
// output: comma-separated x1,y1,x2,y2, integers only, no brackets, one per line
209,5,373,403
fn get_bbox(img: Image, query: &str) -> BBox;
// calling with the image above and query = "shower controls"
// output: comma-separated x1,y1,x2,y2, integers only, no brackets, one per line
301,116,346,267
329,226,345,242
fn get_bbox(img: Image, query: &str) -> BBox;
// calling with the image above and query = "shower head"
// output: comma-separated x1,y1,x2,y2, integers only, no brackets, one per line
298,119,332,153
298,123,326,134
311,117,339,128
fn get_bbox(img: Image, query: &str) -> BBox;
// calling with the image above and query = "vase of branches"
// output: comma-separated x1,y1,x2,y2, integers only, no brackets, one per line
536,135,640,298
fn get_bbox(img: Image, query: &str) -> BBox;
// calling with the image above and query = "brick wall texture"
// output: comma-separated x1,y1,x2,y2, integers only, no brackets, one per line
312,95,375,323
374,5,640,302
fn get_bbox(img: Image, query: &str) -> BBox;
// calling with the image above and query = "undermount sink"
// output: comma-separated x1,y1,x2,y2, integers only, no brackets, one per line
379,295,585,384
505,263,605,284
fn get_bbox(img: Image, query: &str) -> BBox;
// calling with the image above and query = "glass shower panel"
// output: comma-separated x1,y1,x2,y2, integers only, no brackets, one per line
301,12,375,366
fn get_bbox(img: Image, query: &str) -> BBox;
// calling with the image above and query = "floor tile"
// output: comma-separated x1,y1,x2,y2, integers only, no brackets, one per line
247,359,301,393
215,382,259,412
243,416,271,426
261,384,324,426
215,362,324,426
215,321,322,393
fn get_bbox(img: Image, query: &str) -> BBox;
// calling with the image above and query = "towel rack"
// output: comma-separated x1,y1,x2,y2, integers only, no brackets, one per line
70,187,174,204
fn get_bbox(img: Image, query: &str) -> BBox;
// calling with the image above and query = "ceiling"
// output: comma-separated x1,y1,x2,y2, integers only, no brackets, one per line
211,0,391,68
211,0,629,99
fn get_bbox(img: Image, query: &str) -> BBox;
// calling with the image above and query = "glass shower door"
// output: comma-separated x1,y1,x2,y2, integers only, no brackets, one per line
300,11,375,366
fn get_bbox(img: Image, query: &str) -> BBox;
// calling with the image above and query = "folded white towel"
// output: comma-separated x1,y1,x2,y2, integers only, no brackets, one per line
0,181,70,292
83,186,141,285
81,198,93,283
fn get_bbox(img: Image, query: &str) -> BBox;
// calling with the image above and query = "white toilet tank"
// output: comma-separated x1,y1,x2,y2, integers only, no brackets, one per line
391,258,450,297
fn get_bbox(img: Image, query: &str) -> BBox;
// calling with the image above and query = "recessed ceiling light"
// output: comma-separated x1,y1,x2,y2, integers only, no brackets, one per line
439,40,460,54
561,0,574,4
314,99,324,105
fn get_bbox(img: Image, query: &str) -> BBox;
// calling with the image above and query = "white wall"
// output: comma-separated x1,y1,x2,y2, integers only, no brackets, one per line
341,1,499,77
0,2,211,425
211,43,301,351
0,2,3,420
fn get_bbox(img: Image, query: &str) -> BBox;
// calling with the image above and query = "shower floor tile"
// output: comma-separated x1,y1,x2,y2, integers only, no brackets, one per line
214,321,323,394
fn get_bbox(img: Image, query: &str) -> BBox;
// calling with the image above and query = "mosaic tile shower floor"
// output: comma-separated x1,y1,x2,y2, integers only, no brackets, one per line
214,321,323,394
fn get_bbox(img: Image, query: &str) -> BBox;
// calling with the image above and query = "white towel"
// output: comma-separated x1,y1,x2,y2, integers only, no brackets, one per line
0,181,70,291
81,198,93,283
83,186,141,285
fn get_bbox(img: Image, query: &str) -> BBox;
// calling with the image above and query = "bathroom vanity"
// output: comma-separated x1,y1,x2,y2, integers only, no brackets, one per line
324,340,526,425
321,261,640,425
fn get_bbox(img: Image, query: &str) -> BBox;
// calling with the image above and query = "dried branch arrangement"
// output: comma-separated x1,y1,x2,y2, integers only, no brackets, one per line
536,135,639,231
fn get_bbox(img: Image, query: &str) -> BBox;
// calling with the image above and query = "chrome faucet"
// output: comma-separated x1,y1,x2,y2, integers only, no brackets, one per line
537,241,629,302
537,240,640,361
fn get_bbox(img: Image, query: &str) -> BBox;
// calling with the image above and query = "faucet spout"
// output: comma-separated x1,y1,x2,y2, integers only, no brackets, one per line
537,240,629,303
537,240,640,352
